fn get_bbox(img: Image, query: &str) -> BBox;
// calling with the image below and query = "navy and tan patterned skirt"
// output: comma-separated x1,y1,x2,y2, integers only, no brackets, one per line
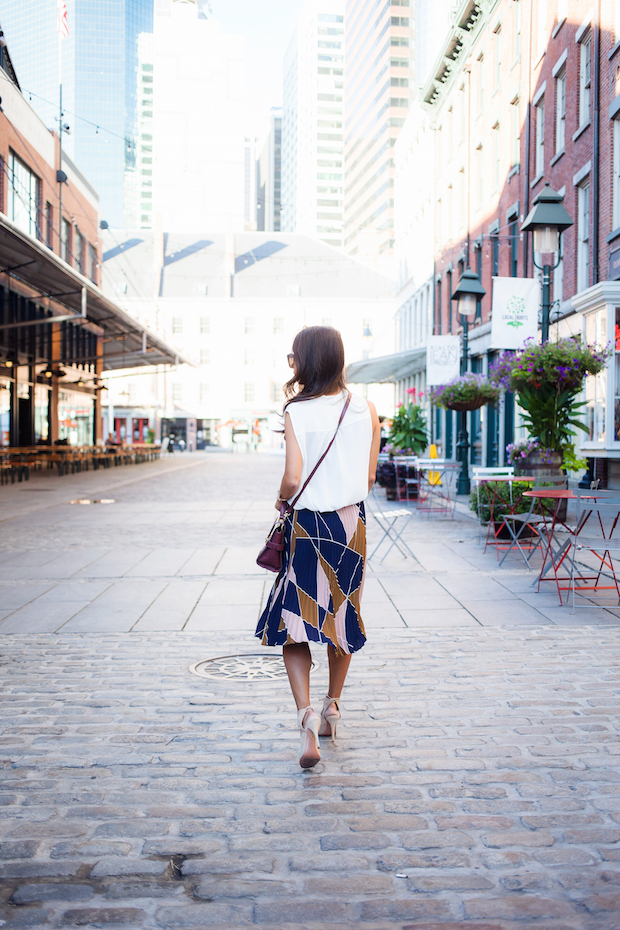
256,503,367,656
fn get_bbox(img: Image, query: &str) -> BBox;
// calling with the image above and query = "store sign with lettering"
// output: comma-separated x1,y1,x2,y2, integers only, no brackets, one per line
426,335,461,386
490,276,540,349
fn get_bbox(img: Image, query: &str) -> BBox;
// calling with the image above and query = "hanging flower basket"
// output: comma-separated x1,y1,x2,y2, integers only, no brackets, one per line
430,373,501,413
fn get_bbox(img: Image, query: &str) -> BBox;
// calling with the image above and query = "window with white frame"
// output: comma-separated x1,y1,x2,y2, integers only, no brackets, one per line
199,383,209,403
477,54,483,112
585,308,606,444
579,31,592,127
577,180,590,292
9,153,39,237
172,316,183,334
494,25,501,88
614,119,620,230
492,123,500,190
553,232,563,304
459,167,465,229
537,0,547,57
555,69,566,152
273,317,284,334
200,348,210,365
513,0,521,59
245,348,254,366
200,316,210,334
511,97,520,167
557,0,567,30
244,316,254,334
244,382,255,403
535,98,545,177
172,382,182,402
476,145,483,209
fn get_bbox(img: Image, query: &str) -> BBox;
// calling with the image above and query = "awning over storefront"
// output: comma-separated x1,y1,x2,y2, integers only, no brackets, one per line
0,215,190,370
347,348,426,384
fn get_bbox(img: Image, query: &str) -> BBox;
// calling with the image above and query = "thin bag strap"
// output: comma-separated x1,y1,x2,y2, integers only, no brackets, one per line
290,391,351,509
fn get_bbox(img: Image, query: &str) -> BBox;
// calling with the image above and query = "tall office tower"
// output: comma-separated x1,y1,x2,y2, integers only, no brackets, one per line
0,0,154,227
343,0,415,268
281,0,345,248
150,0,245,232
415,0,453,85
257,108,282,232
244,136,259,231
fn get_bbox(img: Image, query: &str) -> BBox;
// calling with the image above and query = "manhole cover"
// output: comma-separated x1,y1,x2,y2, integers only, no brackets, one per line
189,653,318,681
69,499,115,505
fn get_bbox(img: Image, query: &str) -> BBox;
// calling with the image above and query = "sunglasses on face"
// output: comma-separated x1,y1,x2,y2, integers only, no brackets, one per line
287,353,294,368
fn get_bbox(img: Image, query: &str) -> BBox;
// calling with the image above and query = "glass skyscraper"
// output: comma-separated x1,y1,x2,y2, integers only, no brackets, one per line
0,0,153,227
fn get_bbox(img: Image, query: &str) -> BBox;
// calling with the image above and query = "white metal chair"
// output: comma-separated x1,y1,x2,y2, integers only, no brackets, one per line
471,466,515,539
366,487,418,564
416,459,462,518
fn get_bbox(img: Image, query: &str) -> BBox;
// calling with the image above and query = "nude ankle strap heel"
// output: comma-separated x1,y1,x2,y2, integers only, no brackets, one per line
319,693,341,742
297,706,321,768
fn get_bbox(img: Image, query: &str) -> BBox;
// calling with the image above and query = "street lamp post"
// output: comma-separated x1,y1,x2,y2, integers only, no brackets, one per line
521,183,574,344
451,268,486,496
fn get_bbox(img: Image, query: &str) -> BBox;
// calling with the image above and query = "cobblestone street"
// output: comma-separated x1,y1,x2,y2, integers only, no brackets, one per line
1,452,620,929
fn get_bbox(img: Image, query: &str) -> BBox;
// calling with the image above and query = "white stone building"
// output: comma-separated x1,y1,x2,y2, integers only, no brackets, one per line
100,231,395,448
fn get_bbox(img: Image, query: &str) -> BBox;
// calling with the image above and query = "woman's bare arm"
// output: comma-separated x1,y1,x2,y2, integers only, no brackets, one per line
276,412,303,508
367,400,382,491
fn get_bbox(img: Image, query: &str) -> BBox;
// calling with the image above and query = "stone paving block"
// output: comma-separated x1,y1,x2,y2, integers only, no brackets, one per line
154,903,253,926
184,604,259,631
399,608,477,627
124,548,196,577
462,895,576,919
30,549,111,579
12,882,95,903
74,548,154,578
132,580,206,631
0,583,53,610
0,907,52,928
62,907,147,926
198,579,265,606
177,548,226,576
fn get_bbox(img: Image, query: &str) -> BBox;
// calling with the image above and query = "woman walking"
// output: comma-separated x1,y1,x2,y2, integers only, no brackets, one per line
256,326,381,768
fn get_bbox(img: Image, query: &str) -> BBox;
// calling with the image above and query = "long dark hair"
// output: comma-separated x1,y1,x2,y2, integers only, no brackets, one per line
283,326,347,408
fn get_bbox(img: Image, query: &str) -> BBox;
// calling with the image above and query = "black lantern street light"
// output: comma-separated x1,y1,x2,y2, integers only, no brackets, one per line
451,267,486,496
520,183,574,344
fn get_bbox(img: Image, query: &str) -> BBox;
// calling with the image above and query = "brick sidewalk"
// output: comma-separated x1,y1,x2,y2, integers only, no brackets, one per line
1,453,620,928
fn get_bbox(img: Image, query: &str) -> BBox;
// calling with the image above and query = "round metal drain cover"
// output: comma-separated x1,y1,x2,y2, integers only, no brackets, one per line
69,499,115,505
189,653,317,681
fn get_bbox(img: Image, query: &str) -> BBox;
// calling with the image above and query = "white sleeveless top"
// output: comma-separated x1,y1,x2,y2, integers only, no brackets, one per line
285,390,372,512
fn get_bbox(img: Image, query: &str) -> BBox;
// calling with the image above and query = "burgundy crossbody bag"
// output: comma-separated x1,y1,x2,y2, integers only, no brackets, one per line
257,392,352,573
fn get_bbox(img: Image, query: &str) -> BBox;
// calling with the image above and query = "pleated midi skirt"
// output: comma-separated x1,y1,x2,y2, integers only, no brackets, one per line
255,503,367,656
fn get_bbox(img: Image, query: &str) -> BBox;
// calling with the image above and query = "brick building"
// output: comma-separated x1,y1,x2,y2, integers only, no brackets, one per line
370,0,620,482
0,39,182,449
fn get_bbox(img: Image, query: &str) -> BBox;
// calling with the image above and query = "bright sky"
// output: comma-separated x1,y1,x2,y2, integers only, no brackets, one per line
209,0,305,140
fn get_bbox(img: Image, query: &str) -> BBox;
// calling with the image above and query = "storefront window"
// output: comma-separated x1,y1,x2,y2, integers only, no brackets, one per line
58,390,94,446
615,308,620,442
0,380,11,447
585,309,606,443
34,384,49,444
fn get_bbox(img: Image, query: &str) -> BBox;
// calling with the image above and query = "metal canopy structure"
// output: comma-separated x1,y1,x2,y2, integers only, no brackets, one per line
346,348,426,384
0,215,190,371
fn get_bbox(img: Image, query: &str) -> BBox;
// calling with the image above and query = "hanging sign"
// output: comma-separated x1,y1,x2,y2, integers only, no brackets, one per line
426,335,460,386
490,276,540,349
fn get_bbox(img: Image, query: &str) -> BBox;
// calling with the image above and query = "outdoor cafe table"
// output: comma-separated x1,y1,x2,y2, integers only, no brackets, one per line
478,475,536,556
522,488,616,605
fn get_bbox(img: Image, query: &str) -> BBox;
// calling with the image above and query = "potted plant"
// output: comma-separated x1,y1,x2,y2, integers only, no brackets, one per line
376,389,428,500
506,439,559,477
388,389,428,454
430,372,501,412
490,337,610,472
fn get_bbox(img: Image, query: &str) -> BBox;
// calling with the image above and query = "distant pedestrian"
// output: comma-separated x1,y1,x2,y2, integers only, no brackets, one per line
256,326,381,768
